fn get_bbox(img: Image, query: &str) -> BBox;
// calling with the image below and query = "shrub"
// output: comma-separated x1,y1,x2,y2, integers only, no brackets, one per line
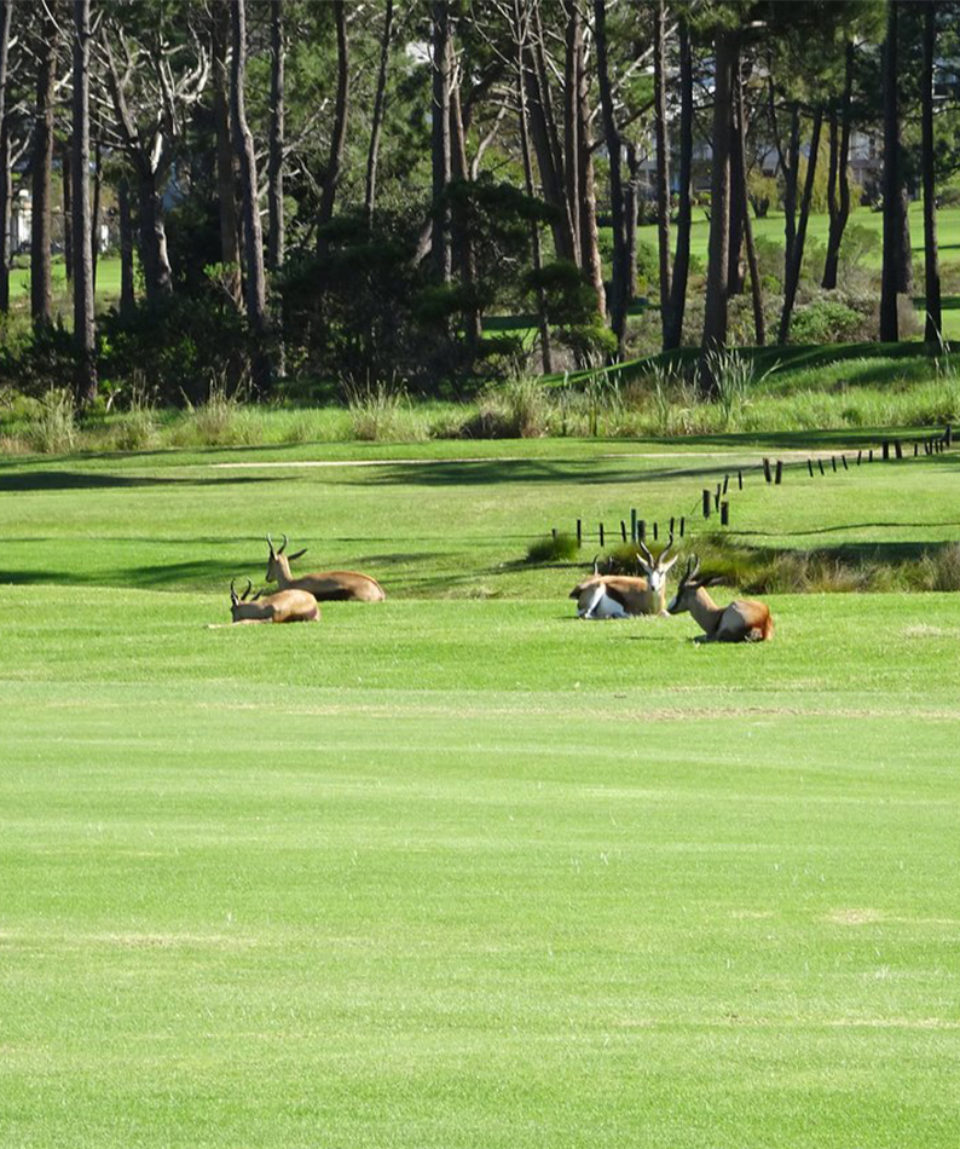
526,533,579,564
790,298,867,344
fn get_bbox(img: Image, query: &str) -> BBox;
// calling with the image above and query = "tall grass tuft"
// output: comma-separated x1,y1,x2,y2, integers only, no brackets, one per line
343,376,414,441
920,542,960,591
28,388,77,454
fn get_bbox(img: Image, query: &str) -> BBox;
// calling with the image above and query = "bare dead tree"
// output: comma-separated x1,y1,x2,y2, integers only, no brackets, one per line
31,3,58,328
364,0,393,225
230,0,270,391
318,0,349,236
100,14,209,302
72,0,96,403
211,1,240,303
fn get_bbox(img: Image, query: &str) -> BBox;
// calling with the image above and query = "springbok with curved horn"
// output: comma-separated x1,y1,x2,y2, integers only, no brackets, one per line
229,579,321,624
570,534,679,619
666,556,774,642
265,535,386,602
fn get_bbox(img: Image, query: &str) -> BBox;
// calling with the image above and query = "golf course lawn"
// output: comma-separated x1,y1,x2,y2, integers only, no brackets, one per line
1,436,958,1147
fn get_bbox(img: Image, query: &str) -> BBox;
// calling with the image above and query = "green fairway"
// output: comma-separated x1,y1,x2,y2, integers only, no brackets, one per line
2,437,959,1147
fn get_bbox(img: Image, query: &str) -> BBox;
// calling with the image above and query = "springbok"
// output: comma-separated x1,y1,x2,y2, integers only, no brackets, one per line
265,534,386,602
570,534,680,619
229,578,320,624
666,556,774,642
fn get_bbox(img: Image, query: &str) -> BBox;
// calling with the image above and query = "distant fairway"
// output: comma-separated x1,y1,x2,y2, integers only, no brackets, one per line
1,434,959,1147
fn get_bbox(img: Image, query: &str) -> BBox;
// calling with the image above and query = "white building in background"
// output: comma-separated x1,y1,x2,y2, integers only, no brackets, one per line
6,186,113,256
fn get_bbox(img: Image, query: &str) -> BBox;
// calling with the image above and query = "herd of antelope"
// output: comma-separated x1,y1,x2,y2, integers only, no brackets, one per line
223,530,772,643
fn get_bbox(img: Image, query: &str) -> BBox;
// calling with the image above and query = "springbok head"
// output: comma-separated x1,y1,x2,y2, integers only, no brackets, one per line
266,533,307,582
636,532,679,598
667,555,704,614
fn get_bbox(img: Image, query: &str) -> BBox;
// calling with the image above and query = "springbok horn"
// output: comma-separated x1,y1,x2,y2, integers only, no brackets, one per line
230,578,239,602
686,555,701,583
637,537,654,568
266,533,275,556
659,531,676,563
279,534,288,555
242,578,253,601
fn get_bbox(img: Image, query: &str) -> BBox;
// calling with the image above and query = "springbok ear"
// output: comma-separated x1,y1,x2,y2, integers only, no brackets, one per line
287,548,307,561
661,554,680,574
705,575,726,587
266,534,276,556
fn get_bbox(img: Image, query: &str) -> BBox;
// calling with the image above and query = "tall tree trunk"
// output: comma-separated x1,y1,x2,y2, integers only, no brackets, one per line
136,168,173,303
822,41,854,289
365,0,393,224
118,176,136,318
652,0,672,348
450,79,481,359
515,0,552,373
734,61,764,345
701,26,735,374
72,0,96,403
726,44,744,296
267,0,285,272
665,14,692,351
523,38,575,262
319,0,349,232
62,142,73,283
231,0,270,391
563,4,582,267
921,0,941,347
32,9,57,329
594,0,627,355
91,132,102,293
572,11,604,319
781,99,800,290
0,0,12,313
624,141,640,304
779,106,823,344
212,2,241,303
880,0,902,341
430,0,452,282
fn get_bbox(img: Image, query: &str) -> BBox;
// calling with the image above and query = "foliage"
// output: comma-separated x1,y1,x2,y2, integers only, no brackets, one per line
0,322,78,398
99,292,252,407
525,532,579,564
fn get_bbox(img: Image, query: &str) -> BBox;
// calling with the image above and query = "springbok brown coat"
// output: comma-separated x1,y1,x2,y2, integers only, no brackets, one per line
266,535,385,602
666,557,773,642
229,579,320,624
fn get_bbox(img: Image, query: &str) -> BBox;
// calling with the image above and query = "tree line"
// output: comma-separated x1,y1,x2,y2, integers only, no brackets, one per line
1,0,958,405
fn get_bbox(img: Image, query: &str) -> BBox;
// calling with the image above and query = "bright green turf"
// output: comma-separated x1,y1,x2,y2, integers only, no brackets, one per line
1,438,959,1147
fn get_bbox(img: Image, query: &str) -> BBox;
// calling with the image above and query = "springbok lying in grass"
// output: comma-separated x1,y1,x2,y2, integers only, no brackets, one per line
570,535,679,619
229,578,320,624
265,534,386,602
666,556,774,642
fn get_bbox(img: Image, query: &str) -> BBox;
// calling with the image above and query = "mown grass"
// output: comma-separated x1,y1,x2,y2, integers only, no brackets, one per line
2,436,960,1147
3,588,960,1147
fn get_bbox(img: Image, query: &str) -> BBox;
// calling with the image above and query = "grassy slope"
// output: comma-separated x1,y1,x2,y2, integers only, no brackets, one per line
1,439,959,1147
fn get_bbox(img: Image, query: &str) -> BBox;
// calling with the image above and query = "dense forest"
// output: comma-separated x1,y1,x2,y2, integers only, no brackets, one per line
1,0,959,407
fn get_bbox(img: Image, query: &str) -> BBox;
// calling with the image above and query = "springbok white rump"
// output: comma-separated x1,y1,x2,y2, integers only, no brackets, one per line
666,556,774,642
228,578,320,624
569,534,680,619
265,534,386,602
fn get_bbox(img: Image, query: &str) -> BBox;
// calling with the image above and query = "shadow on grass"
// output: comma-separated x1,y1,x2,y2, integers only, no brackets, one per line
0,470,276,492
0,558,241,589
